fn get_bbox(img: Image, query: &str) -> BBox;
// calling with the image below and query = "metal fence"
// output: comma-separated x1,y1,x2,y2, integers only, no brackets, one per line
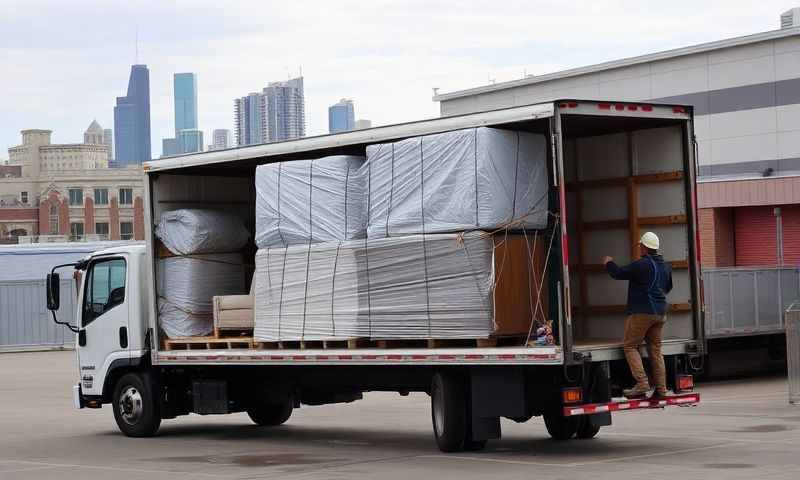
0,278,76,351
703,267,800,339
787,302,800,405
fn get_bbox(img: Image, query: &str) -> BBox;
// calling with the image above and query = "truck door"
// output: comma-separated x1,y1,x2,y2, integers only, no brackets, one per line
77,256,130,396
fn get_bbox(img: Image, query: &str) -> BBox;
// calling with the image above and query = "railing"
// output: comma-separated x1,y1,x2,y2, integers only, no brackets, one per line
703,267,800,339
787,302,800,405
0,278,76,351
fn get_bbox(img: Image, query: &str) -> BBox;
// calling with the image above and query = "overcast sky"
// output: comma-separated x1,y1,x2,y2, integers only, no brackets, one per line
0,0,797,158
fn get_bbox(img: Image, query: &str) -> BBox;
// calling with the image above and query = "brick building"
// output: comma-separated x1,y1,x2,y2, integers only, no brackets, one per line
0,127,144,243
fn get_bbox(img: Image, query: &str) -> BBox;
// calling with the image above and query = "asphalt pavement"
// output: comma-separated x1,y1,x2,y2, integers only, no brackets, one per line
1,350,798,479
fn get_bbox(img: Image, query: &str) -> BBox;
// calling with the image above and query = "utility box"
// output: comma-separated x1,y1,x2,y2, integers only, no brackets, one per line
787,303,800,405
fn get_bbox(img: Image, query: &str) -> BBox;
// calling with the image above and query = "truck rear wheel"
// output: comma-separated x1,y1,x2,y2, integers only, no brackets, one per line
431,372,468,452
576,418,601,439
247,401,293,426
112,372,161,437
543,409,578,441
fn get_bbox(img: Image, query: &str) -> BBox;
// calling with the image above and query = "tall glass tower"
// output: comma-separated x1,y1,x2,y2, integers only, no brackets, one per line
328,99,355,133
174,73,198,132
114,64,151,166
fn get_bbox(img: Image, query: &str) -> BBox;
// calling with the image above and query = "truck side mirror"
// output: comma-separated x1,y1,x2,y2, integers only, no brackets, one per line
47,273,60,311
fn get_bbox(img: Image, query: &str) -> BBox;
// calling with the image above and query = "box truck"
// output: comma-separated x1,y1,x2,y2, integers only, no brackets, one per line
47,100,702,452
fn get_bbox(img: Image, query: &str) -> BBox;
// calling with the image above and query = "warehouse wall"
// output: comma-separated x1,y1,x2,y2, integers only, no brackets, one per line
439,32,800,179
699,207,735,267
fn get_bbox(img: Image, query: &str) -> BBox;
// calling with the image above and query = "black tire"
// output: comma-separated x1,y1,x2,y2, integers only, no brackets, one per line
112,372,161,437
543,410,578,441
431,372,467,452
247,401,293,426
576,418,601,439
464,438,488,451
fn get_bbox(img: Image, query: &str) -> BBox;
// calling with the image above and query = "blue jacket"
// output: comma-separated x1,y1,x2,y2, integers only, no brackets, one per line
606,254,673,315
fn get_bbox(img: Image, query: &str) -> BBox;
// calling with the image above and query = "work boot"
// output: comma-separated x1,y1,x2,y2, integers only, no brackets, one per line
623,383,650,399
649,389,669,402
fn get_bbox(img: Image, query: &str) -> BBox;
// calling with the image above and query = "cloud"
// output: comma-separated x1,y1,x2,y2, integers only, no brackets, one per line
0,0,792,157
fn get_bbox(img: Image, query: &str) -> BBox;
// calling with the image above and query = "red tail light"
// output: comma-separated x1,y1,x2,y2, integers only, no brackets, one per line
673,106,687,113
676,374,694,392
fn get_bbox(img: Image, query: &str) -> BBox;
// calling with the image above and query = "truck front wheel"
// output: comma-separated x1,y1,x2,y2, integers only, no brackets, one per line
247,401,293,426
112,372,161,437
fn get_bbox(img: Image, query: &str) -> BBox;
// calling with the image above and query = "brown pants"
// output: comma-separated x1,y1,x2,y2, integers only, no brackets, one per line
623,313,667,393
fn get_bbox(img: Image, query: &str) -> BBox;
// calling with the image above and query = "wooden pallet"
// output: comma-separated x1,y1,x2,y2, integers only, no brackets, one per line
164,335,532,351
163,336,255,350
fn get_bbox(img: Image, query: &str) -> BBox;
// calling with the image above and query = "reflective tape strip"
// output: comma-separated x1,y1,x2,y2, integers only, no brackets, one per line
563,393,700,417
158,352,560,363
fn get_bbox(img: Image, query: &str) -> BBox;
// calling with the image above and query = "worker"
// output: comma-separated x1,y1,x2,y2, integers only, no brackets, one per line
602,231,673,400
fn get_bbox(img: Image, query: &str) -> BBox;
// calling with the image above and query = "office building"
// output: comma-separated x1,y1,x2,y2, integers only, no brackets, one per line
84,120,104,145
328,98,355,133
103,128,113,162
162,73,202,156
210,129,232,150
2,129,144,242
234,77,306,146
234,92,267,146
264,77,305,142
355,119,372,130
114,64,151,166
434,11,800,268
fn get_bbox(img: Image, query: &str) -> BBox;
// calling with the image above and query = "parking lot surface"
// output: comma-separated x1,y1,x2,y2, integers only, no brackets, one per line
1,350,798,479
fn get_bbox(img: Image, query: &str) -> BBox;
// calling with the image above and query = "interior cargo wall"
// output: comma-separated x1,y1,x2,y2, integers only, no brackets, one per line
564,125,694,346
150,174,255,229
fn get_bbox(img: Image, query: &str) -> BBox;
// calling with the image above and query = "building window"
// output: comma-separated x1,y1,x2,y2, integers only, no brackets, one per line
20,191,28,204
95,222,109,238
68,188,83,206
94,188,108,205
120,221,133,240
49,204,59,234
70,222,84,241
119,188,133,205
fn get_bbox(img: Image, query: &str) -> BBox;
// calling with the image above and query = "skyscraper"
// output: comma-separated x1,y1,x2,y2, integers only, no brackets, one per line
103,128,113,162
234,93,266,146
210,129,233,150
162,73,202,156
173,73,198,132
234,76,305,147
114,64,151,166
263,76,305,142
328,99,355,133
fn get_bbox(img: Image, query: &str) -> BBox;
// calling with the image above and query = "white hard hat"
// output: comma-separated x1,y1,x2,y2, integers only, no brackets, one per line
640,231,660,250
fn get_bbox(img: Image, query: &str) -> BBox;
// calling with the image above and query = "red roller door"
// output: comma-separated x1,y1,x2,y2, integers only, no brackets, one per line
735,206,777,266
781,206,800,266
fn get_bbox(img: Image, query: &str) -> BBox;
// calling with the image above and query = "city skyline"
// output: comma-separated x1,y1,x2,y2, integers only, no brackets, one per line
234,76,306,147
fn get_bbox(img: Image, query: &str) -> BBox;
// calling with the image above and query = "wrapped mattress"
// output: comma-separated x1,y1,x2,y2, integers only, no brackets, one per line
158,254,246,338
365,127,548,238
255,155,366,248
253,232,540,341
156,209,250,255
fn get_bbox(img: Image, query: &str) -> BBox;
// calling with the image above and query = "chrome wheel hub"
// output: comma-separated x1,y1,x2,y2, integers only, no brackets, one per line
118,386,143,425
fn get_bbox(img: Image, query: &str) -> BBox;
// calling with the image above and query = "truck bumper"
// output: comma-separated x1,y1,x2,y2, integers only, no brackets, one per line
72,384,84,410
563,392,700,416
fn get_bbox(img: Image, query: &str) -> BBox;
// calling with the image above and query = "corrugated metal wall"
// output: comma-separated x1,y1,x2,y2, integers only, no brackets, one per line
782,207,800,265
0,279,76,351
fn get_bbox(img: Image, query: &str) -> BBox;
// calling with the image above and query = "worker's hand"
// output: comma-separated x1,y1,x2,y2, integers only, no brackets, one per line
602,256,613,265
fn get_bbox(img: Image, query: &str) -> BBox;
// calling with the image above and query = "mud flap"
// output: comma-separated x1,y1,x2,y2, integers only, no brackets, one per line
470,367,526,441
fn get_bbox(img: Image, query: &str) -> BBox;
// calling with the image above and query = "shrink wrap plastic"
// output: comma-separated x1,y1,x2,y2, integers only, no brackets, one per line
158,254,245,338
365,127,548,238
253,233,497,341
255,155,366,248
156,209,250,255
